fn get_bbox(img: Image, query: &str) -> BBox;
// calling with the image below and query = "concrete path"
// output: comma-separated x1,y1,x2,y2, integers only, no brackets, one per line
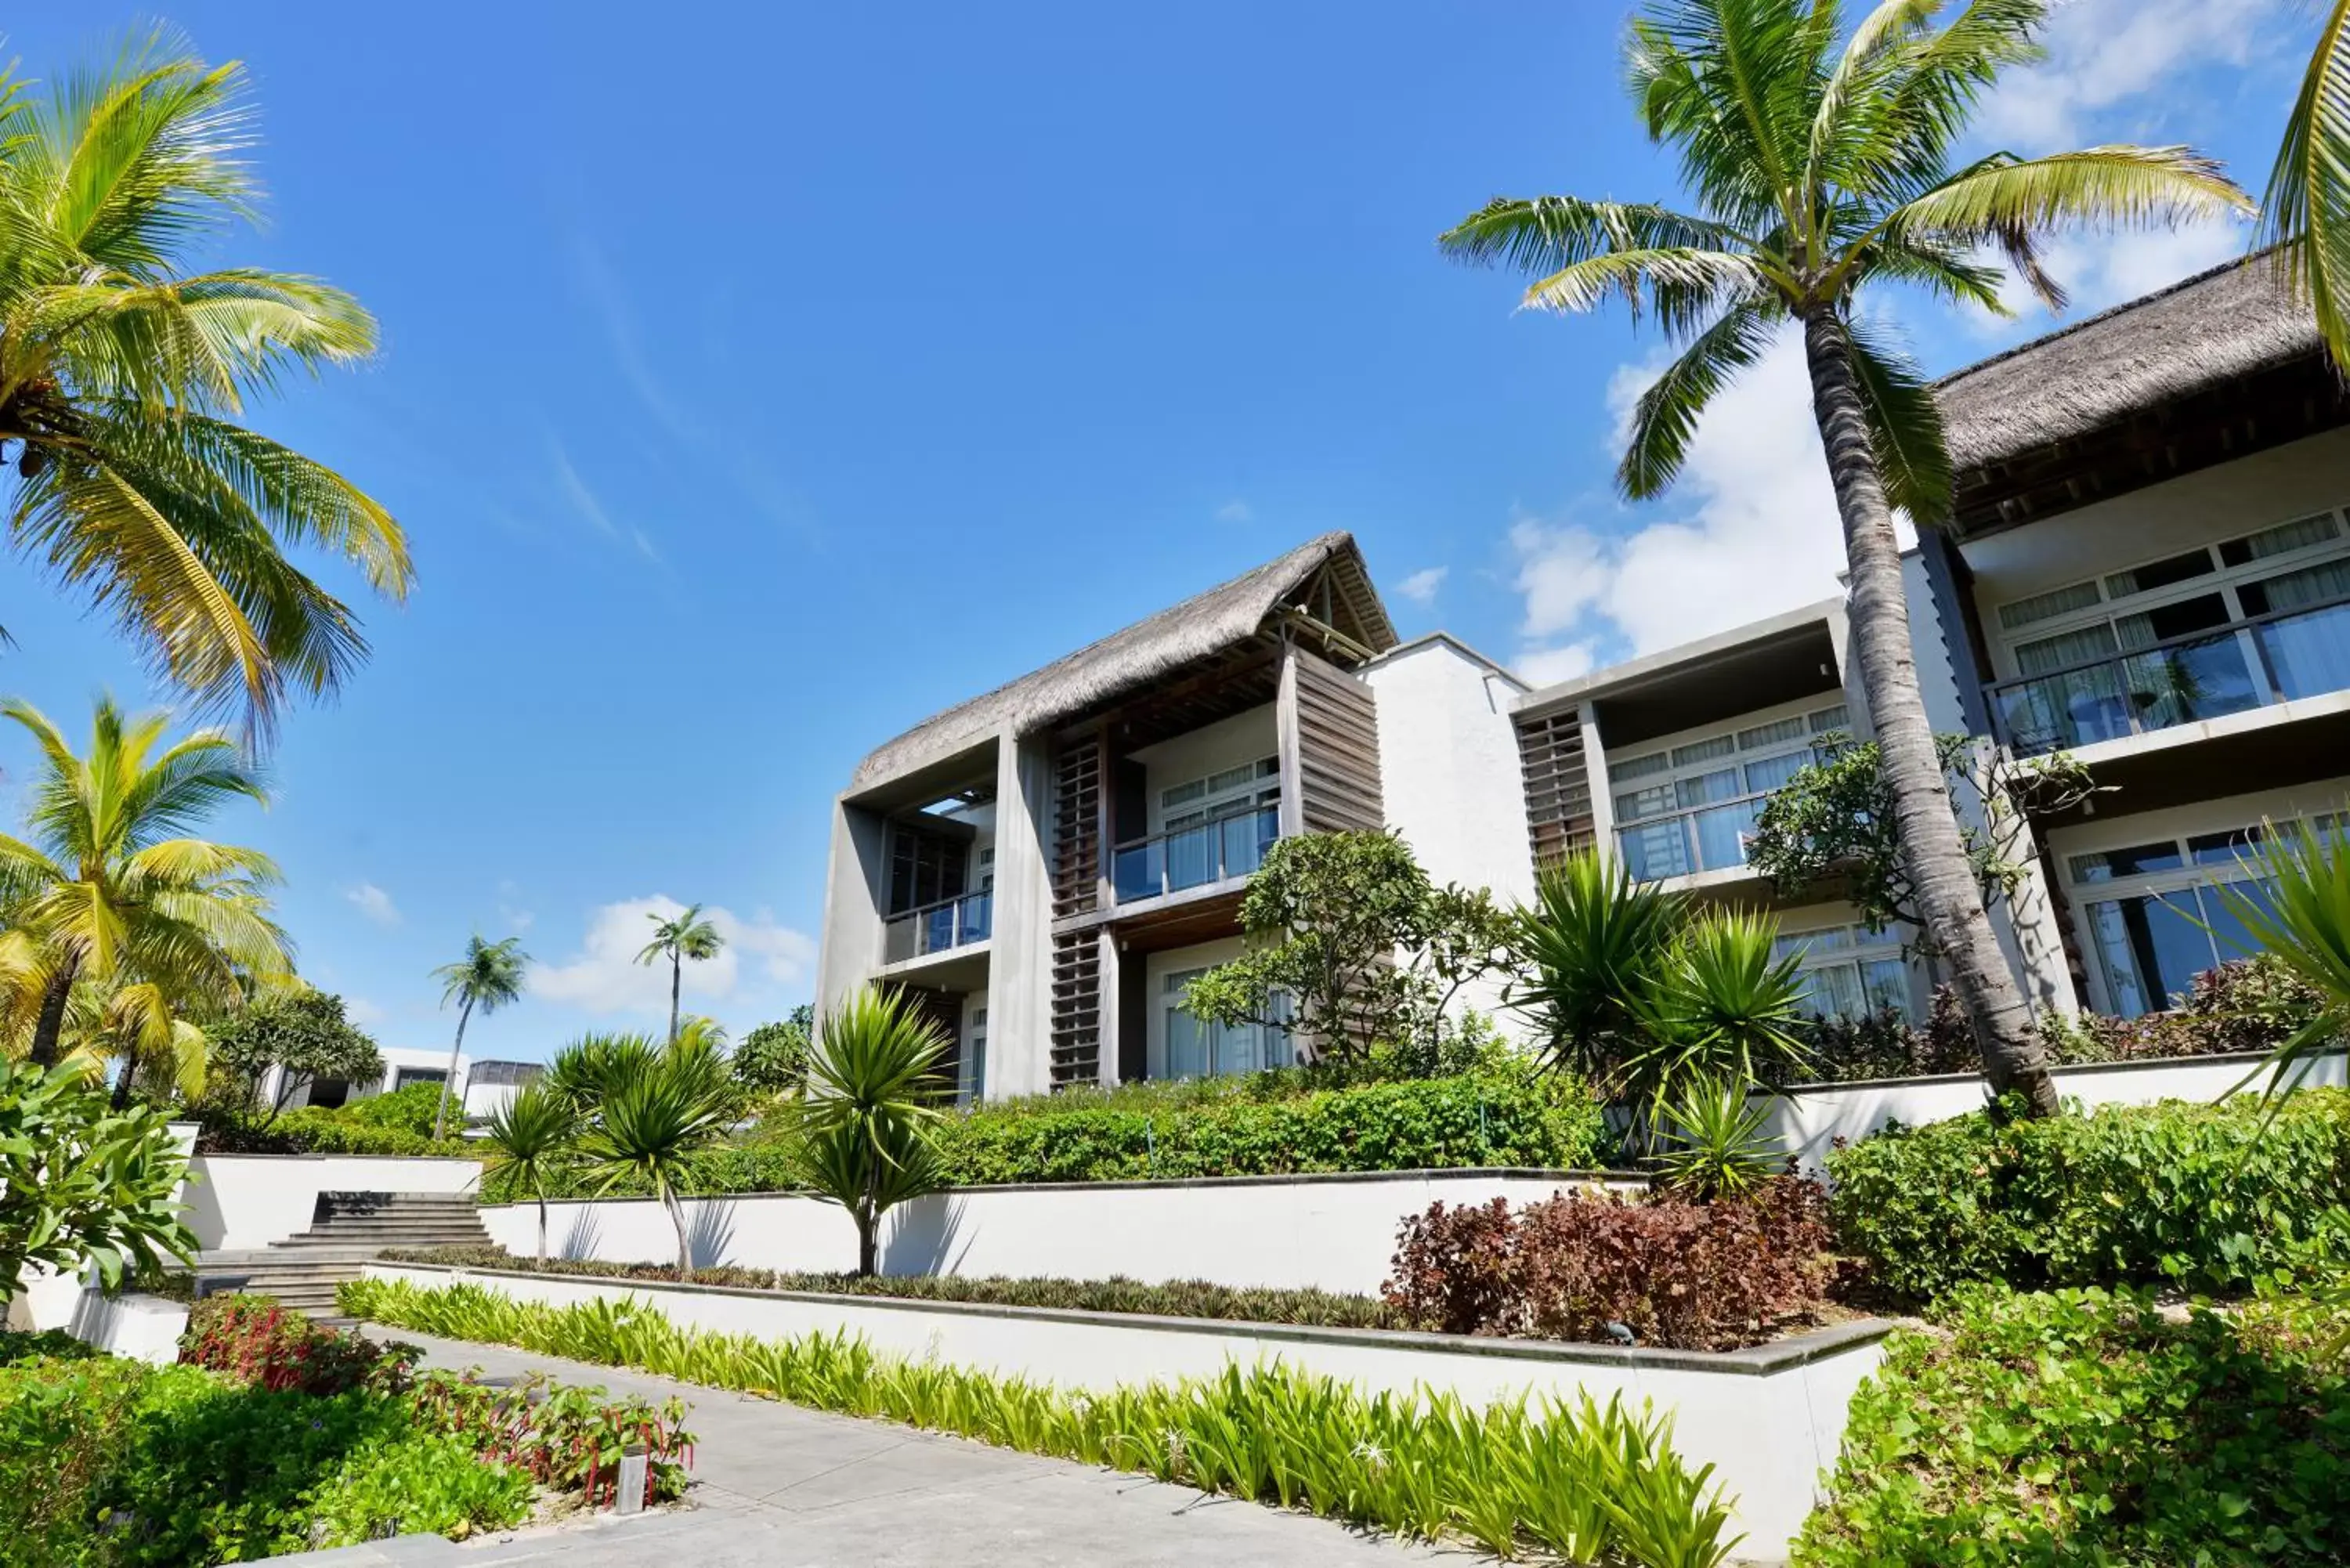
352,1328,1457,1566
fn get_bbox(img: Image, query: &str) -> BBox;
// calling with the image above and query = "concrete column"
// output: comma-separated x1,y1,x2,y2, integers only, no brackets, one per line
814,798,890,1024
1578,705,1616,862
1095,930,1123,1086
987,728,1057,1098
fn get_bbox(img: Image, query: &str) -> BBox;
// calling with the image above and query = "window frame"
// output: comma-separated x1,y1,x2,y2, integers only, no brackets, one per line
1771,921,1918,1023
1605,699,1852,882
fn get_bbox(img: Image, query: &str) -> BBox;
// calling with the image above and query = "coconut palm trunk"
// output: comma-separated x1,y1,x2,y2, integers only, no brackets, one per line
1802,309,2059,1115
27,954,81,1068
432,995,475,1143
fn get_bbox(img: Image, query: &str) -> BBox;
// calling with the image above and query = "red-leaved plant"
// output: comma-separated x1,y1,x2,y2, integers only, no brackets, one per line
408,1368,694,1509
1383,1174,1841,1352
178,1295,412,1395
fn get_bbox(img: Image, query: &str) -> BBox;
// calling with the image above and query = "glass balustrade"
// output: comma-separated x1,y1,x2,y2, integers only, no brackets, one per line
882,888,992,964
1112,805,1279,904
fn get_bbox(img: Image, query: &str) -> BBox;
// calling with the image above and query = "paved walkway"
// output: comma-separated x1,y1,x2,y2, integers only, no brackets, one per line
344,1328,1455,1566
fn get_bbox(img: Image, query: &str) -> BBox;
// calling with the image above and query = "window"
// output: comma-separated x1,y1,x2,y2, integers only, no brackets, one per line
1773,924,1913,1021
1609,701,1850,880
392,1067,447,1091
468,1061,544,1088
1160,968,1291,1079
1153,757,1281,892
1991,510,2350,753
2060,815,2339,1017
304,1078,350,1110
960,1007,988,1105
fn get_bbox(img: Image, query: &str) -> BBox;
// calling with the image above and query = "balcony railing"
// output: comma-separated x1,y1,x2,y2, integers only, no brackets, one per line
1616,797,1766,882
1989,592,2350,757
883,888,992,964
1112,805,1278,905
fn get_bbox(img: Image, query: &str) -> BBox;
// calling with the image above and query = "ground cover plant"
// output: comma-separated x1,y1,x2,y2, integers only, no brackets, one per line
380,1245,1405,1329
1795,1284,2350,1566
1383,1174,1842,1352
342,1274,1741,1566
1827,1089,2350,1303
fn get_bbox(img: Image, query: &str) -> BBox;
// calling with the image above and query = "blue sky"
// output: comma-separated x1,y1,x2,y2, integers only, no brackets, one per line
0,1,2306,1062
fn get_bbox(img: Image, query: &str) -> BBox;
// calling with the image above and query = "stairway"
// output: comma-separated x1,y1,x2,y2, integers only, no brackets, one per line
194,1192,493,1317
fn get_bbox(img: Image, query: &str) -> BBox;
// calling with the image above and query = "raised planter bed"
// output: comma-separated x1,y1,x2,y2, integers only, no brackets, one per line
476,1165,1645,1295
363,1258,1892,1559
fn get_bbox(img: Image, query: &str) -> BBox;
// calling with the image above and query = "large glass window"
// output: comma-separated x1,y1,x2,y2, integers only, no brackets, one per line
1611,701,1849,881
1773,924,1913,1021
1161,968,1292,1079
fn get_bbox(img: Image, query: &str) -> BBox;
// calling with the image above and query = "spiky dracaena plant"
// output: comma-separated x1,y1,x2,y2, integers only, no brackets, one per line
790,987,954,1277
480,1080,580,1263
577,1040,732,1277
1512,851,1687,1094
1441,0,2250,1115
0,26,410,739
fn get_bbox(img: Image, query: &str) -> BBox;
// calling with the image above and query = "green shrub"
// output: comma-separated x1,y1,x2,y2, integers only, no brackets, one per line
1797,1284,2350,1566
331,1082,450,1136
343,1274,1739,1567
380,1245,1403,1328
199,1109,468,1158
1827,1091,2350,1303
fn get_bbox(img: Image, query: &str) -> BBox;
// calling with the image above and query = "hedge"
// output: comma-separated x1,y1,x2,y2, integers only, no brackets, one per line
1827,1089,2350,1302
1796,1284,2350,1566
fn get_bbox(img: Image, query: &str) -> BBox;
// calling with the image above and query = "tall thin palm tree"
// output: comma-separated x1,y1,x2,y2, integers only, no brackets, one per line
0,27,411,740
2267,4,2350,363
636,905,724,1045
1441,0,2248,1115
430,934,530,1140
0,696,291,1069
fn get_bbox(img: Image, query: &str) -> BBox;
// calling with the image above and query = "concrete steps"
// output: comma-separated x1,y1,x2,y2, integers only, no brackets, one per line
197,1191,491,1316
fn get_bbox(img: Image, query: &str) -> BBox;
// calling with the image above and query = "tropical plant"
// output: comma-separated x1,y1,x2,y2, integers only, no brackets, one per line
479,1082,580,1264
78,981,208,1108
736,1005,815,1098
2269,4,2350,367
0,1057,194,1291
636,905,725,1045
1625,912,1812,1130
429,934,529,1140
575,1035,732,1275
790,986,954,1276
2214,818,2350,1089
1652,1075,1783,1200
204,987,384,1129
1512,851,1686,1087
0,27,410,737
0,696,291,1072
545,1029,660,1110
1441,0,2249,1115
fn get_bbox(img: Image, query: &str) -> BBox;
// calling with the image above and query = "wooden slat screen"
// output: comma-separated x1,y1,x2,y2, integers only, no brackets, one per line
1517,706,1594,866
1049,929,1101,1086
1292,649,1383,834
1050,735,1101,919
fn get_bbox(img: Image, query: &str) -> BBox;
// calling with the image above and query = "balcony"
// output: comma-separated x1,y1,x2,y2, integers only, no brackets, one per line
883,889,992,964
1617,799,1766,882
1111,804,1278,905
1990,592,2350,757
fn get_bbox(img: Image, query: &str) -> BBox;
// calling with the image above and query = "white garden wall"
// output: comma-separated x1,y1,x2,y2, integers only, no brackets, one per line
184,1153,482,1251
1759,1049,2348,1172
367,1260,1885,1561
479,1168,1646,1295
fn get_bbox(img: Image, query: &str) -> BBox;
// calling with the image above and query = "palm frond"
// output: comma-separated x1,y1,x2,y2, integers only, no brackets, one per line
1888,145,2252,246
1618,302,1781,500
2261,0,2350,368
1437,196,1748,272
1842,313,1954,524
1517,247,1768,323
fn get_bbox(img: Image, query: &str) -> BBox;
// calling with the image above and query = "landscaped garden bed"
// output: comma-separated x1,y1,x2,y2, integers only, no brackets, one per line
0,1295,692,1562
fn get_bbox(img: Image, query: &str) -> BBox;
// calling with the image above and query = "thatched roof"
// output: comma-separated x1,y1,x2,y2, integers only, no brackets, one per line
851,533,1396,793
1936,256,2318,473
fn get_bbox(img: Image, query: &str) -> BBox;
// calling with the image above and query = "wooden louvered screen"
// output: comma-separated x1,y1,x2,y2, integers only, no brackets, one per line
1518,706,1595,866
1292,650,1383,833
1051,734,1101,918
1049,929,1101,1086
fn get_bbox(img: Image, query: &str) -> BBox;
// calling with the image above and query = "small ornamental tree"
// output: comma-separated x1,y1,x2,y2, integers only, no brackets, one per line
0,1059,195,1290
1745,732,2097,957
206,990,386,1130
1182,831,1513,1071
734,1006,814,1099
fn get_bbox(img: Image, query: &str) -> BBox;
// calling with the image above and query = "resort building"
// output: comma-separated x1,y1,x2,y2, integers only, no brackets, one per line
815,258,2348,1097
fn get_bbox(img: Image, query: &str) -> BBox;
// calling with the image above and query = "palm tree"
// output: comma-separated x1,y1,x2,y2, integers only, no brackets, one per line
85,982,209,1111
1441,0,2248,1115
574,1035,732,1276
2268,7,2350,364
790,986,954,1277
635,905,724,1045
429,934,530,1140
0,697,290,1069
480,1081,580,1264
0,27,410,739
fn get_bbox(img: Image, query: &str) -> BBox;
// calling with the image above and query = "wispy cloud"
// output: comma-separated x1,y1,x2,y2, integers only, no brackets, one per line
1975,0,2284,150
345,883,401,927
1394,566,1448,606
1215,500,1253,524
549,439,662,564
532,894,815,1030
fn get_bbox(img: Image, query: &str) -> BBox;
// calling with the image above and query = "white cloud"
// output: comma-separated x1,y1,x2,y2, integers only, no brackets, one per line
531,894,816,1025
1509,329,1852,675
1394,565,1448,605
1215,500,1253,523
343,996,389,1030
1975,0,2282,150
344,883,401,927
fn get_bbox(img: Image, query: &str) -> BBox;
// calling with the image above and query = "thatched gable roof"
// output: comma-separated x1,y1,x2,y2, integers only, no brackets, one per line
851,533,1396,793
1936,256,2317,474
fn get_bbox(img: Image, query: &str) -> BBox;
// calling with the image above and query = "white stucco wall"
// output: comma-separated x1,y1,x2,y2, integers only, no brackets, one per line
367,1259,1883,1559
1361,638,1535,905
1759,1049,2349,1172
478,1169,1644,1295
184,1153,483,1252
1901,547,1966,737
